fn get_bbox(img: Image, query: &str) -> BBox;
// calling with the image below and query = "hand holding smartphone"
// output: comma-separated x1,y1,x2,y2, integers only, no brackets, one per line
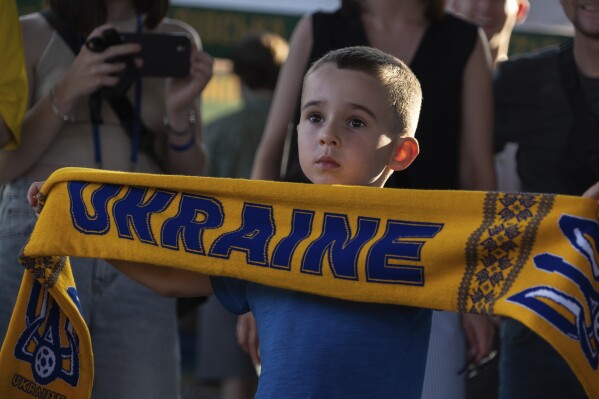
119,32,191,78
87,28,191,77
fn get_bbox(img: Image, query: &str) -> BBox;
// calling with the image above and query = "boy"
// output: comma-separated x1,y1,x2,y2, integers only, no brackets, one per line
30,46,428,398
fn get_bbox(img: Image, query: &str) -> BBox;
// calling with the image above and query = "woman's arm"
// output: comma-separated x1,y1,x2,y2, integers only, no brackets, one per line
0,14,63,183
458,28,498,363
250,15,313,181
0,16,143,183
160,19,212,176
458,28,496,191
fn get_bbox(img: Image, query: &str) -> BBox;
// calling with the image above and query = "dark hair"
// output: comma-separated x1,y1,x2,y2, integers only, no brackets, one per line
232,32,288,91
342,0,446,22
304,46,422,137
46,0,169,35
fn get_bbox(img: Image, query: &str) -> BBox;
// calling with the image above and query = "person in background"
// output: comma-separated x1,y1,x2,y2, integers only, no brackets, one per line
494,0,596,397
248,2,496,398
447,0,530,68
0,0,212,398
196,31,288,399
447,0,530,194
202,32,288,180
0,0,27,149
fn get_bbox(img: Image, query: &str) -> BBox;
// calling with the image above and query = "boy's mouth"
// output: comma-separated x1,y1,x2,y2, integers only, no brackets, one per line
316,155,340,168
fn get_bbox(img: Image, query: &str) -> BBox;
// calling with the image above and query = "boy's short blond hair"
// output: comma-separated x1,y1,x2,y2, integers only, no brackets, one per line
304,46,422,137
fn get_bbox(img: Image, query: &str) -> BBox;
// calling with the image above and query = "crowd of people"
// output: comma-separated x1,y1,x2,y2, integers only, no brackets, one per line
0,0,595,398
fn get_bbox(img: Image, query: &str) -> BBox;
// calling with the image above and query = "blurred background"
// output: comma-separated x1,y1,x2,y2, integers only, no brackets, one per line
15,0,573,126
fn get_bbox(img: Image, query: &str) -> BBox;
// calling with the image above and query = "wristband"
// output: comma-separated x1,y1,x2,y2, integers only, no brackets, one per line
49,86,74,123
168,133,196,152
164,110,197,151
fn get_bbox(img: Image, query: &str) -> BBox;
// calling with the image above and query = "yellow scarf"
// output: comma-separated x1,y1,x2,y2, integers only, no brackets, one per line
1,167,599,398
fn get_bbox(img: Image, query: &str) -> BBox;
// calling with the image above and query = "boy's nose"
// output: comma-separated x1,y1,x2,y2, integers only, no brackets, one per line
319,136,339,146
319,126,339,146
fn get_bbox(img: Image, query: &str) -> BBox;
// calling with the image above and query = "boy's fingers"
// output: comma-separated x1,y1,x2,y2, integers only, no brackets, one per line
248,332,260,366
236,313,260,365
582,181,599,200
462,313,495,363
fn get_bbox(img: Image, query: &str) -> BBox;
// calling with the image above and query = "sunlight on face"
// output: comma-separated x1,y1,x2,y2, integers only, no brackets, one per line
297,64,397,188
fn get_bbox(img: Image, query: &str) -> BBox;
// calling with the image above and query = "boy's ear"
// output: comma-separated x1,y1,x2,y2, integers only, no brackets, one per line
388,137,419,171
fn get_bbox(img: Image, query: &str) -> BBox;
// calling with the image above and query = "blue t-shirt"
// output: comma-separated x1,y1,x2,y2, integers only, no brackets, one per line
211,276,432,399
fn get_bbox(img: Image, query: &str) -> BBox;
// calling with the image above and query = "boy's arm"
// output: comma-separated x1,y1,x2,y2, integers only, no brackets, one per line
109,260,213,297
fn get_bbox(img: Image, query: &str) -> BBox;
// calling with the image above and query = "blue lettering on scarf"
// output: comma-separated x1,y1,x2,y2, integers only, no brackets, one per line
15,280,79,386
161,194,224,254
271,210,315,270
301,214,379,280
209,203,275,266
366,220,444,285
113,186,176,245
69,181,121,234
68,183,446,286
508,214,599,369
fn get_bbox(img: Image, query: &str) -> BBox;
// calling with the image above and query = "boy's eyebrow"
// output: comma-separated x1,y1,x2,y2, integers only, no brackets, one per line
348,103,377,120
301,100,321,111
301,100,377,120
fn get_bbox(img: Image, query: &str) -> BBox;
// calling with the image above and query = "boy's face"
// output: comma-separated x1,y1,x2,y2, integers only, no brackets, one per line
297,64,400,187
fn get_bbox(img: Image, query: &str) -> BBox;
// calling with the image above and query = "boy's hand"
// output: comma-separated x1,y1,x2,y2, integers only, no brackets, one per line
583,181,599,199
236,312,260,367
461,313,496,364
27,181,45,215
583,181,599,219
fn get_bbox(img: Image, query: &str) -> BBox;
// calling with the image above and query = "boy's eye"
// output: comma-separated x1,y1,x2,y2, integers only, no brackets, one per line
348,118,365,128
307,113,323,123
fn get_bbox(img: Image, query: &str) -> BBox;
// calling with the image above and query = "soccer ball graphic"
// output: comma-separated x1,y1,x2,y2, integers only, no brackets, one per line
34,345,56,378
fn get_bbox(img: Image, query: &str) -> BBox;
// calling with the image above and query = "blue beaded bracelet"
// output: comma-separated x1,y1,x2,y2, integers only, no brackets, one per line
164,111,197,152
168,132,196,152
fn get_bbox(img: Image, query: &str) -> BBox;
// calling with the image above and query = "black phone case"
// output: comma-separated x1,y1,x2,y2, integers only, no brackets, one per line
120,32,191,78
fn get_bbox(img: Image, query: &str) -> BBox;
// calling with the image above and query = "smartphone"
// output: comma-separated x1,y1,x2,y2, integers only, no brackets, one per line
119,32,191,78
